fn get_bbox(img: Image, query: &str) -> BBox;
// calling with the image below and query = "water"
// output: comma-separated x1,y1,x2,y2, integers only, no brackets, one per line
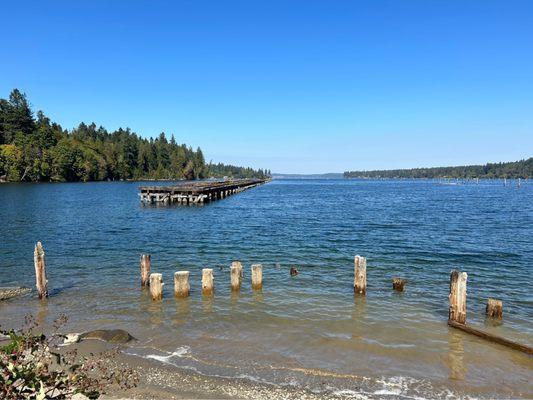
1,179,532,398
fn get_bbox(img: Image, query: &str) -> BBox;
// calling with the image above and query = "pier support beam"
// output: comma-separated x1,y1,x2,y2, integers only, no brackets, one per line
34,241,48,299
354,255,367,295
174,271,190,298
140,254,151,287
230,261,242,291
251,264,263,289
392,278,406,292
449,270,467,324
486,298,503,319
150,273,163,300
202,268,214,295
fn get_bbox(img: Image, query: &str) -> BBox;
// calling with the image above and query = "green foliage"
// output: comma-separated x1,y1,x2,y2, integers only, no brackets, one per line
0,89,268,182
0,315,138,399
344,158,533,179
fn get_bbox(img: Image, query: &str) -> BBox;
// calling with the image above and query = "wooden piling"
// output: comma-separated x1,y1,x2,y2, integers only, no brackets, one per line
149,273,163,300
353,255,367,295
449,270,467,324
230,264,241,291
34,242,48,299
251,264,263,289
174,271,190,298
392,278,406,292
140,254,151,287
202,268,214,295
486,298,503,319
290,267,298,276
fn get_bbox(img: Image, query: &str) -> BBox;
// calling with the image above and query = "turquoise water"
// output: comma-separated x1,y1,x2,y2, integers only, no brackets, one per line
1,179,532,398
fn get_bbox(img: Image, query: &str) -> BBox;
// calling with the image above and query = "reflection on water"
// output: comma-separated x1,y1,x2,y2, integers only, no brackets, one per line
1,179,532,398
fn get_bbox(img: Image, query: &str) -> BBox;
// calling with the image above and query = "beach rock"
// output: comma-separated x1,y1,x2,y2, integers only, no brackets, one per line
80,329,136,343
0,287,31,301
71,393,90,400
290,267,298,276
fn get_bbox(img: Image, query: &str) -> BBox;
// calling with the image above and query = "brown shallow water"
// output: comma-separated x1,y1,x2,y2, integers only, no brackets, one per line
1,179,532,398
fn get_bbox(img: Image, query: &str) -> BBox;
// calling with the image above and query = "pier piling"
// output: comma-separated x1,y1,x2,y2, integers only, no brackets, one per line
149,273,163,300
486,298,503,319
174,271,190,298
354,255,367,295
230,262,242,291
448,270,467,324
392,278,406,292
34,241,48,299
140,254,151,287
202,268,214,295
251,264,263,289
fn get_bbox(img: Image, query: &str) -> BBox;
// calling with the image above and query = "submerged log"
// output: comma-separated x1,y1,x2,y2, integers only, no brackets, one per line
251,264,263,289
34,242,48,299
140,254,151,287
392,278,406,292
149,273,163,300
202,268,214,295
174,271,190,298
448,320,533,355
486,298,503,319
449,270,467,324
353,255,367,295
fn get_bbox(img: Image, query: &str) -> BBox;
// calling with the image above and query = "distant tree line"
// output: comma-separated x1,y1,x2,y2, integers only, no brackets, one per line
344,158,533,179
0,89,270,182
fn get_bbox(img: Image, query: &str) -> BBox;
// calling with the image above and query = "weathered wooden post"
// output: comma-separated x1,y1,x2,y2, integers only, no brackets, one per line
392,278,406,292
486,298,503,319
353,255,366,295
140,254,151,287
290,267,298,276
202,268,214,295
34,241,48,299
448,270,467,324
149,273,163,300
230,264,241,291
174,271,190,298
251,264,263,289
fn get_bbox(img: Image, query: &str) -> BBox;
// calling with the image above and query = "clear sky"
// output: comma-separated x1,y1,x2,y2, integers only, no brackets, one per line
1,1,532,173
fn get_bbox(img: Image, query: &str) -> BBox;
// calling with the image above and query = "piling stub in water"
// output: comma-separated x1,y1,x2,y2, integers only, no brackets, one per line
449,270,467,324
392,278,406,292
34,241,48,299
290,267,298,276
140,254,151,287
486,298,503,319
174,271,190,298
230,264,241,291
231,261,243,279
149,273,163,300
354,255,367,295
251,264,263,289
202,268,214,295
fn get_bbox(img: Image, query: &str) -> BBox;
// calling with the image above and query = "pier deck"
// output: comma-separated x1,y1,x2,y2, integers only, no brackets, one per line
139,178,268,204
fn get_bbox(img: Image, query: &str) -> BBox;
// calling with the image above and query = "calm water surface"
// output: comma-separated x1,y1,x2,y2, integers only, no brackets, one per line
1,179,532,398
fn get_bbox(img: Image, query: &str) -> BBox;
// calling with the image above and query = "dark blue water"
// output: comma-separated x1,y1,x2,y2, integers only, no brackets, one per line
1,179,532,398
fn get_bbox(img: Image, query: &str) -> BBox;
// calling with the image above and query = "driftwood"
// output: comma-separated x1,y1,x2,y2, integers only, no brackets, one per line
448,320,533,355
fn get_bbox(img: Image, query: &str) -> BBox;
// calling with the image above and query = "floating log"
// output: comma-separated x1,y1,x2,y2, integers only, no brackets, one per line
140,254,151,287
149,273,163,300
486,298,503,319
34,242,48,299
290,267,298,276
448,320,533,355
202,268,214,295
353,255,367,295
174,271,190,298
449,270,467,324
392,278,406,292
230,263,242,291
251,264,263,289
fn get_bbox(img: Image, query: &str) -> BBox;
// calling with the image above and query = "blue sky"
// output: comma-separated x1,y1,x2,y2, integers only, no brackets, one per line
1,1,532,173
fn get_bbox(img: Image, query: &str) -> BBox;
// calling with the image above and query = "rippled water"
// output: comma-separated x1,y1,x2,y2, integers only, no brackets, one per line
1,179,532,398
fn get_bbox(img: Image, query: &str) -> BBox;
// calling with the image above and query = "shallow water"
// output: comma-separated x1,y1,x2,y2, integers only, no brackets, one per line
1,179,532,398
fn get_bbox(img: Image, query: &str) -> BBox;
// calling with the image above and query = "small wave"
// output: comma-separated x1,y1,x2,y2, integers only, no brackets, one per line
363,337,416,349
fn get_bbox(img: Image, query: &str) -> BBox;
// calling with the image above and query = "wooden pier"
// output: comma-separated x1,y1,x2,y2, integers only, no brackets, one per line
139,178,268,204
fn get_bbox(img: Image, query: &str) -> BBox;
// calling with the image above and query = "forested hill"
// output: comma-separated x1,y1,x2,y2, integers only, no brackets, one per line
0,89,270,182
344,158,532,179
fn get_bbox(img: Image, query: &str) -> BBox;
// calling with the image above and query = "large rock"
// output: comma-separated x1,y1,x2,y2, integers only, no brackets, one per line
80,329,136,344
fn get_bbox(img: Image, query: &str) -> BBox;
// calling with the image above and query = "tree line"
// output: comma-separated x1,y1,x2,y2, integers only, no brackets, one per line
0,89,270,182
344,158,533,179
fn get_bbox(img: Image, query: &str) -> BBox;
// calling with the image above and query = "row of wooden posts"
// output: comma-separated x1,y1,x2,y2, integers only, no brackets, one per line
34,242,532,354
